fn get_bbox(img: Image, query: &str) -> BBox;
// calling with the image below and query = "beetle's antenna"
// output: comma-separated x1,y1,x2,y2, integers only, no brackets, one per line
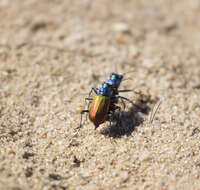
122,77,133,81
122,70,136,75
115,62,118,73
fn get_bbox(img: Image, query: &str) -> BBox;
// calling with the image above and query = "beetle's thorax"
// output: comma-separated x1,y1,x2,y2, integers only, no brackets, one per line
99,82,113,96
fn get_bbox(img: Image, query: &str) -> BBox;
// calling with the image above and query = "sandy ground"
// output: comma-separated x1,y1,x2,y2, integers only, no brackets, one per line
0,0,200,189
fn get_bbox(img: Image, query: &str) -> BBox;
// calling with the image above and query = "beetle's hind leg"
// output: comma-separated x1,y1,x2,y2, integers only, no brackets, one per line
108,104,122,126
121,98,126,110
78,110,89,129
111,96,126,110
84,99,92,121
78,97,93,130
114,105,122,123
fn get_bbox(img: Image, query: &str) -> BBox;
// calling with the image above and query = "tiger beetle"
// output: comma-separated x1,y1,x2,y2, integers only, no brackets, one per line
79,73,134,129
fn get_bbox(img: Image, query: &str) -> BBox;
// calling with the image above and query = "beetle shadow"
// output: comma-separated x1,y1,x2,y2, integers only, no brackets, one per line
101,94,156,138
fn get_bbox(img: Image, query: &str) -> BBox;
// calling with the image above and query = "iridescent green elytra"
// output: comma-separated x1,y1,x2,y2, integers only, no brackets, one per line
89,95,110,128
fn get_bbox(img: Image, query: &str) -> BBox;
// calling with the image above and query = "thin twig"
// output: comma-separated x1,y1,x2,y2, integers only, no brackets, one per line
149,100,162,123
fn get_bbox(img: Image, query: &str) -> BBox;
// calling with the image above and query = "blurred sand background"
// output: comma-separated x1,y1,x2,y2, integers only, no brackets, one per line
0,0,200,189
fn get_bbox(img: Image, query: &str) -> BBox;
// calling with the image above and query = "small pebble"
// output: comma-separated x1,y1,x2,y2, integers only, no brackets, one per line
142,59,153,68
112,22,130,33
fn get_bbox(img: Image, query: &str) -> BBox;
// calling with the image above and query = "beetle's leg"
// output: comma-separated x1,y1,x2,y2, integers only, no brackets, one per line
85,100,92,121
118,89,132,93
121,98,126,110
89,88,99,96
115,95,133,104
107,112,114,127
115,95,141,109
108,113,112,126
112,105,121,112
113,105,121,122
118,90,141,95
109,104,122,122
111,96,126,110
78,110,89,129
85,97,93,103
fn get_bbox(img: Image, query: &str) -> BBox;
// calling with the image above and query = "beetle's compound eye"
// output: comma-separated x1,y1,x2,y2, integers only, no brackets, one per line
102,82,107,88
118,75,123,80
111,74,117,80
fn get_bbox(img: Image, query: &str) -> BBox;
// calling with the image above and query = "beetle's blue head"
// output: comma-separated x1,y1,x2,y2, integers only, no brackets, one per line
99,82,113,96
108,73,123,89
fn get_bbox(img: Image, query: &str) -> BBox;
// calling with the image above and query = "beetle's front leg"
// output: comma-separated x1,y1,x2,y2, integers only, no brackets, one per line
118,89,132,93
89,88,99,96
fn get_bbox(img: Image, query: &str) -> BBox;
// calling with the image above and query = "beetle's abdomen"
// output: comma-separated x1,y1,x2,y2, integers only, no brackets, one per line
89,96,110,128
